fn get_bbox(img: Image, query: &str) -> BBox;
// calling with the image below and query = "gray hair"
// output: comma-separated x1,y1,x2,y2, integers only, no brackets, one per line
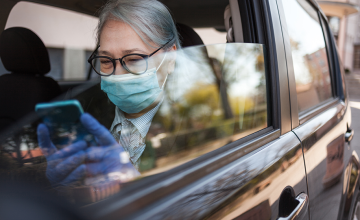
96,0,181,50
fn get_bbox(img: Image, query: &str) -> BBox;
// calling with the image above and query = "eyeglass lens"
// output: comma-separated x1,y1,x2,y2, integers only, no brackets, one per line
91,55,148,75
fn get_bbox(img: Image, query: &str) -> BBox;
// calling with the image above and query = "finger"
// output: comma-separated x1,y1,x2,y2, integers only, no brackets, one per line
86,162,106,176
86,146,107,162
60,164,86,186
86,144,122,161
80,113,116,146
37,123,57,157
49,140,87,161
55,151,86,181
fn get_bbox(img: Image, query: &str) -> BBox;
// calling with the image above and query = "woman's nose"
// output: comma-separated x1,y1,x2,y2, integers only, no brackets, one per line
114,60,128,75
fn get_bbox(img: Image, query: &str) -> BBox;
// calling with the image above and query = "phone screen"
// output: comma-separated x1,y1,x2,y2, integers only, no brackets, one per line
36,100,95,149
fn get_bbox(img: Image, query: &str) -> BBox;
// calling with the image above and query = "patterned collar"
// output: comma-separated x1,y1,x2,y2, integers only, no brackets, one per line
110,100,162,138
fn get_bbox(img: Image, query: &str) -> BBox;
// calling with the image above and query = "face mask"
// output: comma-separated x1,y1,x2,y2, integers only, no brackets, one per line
101,53,168,114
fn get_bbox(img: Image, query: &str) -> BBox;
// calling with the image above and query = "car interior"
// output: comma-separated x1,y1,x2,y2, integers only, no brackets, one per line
0,0,244,124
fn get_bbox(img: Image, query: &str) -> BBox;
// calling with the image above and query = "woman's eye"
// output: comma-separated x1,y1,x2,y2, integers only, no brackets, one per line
100,60,111,64
129,59,142,62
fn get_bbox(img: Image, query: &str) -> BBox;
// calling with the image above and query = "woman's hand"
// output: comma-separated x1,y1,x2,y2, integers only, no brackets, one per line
81,113,140,183
37,124,87,186
37,113,139,187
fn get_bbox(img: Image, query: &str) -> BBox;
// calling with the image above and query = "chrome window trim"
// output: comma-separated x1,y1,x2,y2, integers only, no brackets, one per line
274,0,299,130
269,0,292,134
299,97,340,125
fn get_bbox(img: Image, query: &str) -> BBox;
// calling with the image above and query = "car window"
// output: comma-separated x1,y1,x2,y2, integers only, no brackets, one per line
3,1,98,81
87,43,268,174
281,0,333,113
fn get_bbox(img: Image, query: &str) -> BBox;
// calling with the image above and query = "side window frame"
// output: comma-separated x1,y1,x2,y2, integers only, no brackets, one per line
82,0,283,218
319,12,347,101
319,12,336,98
277,0,339,127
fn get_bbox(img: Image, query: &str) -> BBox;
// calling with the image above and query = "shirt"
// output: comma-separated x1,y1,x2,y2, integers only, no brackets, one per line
110,101,162,168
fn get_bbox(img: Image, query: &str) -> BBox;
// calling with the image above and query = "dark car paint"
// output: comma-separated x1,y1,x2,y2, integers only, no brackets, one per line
131,132,308,220
293,100,353,219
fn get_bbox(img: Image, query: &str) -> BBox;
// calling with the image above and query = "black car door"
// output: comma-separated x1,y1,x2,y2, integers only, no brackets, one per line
276,0,359,219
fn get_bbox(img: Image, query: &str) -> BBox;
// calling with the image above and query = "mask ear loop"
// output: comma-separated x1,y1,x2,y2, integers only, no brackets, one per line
156,52,167,71
161,74,169,89
156,52,169,89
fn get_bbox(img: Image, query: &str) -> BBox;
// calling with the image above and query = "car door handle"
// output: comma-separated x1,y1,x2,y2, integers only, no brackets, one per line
345,129,354,142
278,193,308,220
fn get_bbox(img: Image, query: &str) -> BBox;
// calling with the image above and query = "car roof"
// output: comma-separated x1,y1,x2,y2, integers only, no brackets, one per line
0,0,228,33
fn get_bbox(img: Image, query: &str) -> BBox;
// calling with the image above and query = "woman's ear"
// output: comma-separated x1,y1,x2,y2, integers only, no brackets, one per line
167,44,177,74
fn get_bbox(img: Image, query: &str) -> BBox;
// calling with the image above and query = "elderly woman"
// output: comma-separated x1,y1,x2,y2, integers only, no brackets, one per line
89,0,180,168
38,0,180,187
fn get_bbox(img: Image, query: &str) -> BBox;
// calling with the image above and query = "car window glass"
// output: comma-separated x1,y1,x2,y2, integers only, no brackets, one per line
78,43,269,174
3,1,98,81
0,42,268,204
281,0,332,113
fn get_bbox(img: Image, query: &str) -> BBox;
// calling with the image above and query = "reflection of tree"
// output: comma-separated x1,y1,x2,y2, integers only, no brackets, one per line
210,58,233,119
154,163,253,220
150,44,268,163
0,124,48,187
178,82,221,129
1,124,39,167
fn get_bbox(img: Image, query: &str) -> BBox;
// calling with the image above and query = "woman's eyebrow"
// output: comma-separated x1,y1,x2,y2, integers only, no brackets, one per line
123,48,148,54
98,50,113,56
98,48,148,57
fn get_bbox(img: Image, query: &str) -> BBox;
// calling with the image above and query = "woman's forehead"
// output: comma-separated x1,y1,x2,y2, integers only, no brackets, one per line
99,19,155,54
100,20,139,43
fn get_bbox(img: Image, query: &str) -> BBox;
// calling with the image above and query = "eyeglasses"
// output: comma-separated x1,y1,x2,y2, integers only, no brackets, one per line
88,38,173,76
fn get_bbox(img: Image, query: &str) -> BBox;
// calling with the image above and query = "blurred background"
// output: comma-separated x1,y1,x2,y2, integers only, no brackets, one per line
318,0,360,161
316,0,359,74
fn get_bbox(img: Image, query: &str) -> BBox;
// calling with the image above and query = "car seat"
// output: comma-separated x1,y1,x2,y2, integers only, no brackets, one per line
0,27,61,132
176,23,204,48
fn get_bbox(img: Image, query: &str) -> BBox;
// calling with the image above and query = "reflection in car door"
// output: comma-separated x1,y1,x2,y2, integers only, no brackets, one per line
140,133,308,220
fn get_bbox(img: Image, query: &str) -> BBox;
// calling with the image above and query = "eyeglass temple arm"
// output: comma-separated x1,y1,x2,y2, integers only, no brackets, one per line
88,45,101,62
149,38,174,57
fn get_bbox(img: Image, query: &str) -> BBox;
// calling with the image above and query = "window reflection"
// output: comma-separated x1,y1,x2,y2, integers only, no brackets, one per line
282,0,332,112
138,43,268,173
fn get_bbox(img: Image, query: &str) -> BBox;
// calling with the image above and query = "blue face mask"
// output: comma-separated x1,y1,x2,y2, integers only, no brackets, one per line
101,54,168,114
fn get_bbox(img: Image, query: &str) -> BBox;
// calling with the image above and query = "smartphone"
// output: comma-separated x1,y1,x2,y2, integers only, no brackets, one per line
35,100,95,149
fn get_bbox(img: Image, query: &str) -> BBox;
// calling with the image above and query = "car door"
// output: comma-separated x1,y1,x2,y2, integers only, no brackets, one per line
276,0,359,219
79,0,310,219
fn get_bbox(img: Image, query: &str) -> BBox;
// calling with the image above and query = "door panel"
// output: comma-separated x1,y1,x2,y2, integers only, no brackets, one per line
131,132,308,220
293,100,352,219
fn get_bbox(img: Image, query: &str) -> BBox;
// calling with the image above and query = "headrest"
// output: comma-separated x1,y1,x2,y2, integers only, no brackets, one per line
176,23,204,48
0,27,50,75
224,1,244,43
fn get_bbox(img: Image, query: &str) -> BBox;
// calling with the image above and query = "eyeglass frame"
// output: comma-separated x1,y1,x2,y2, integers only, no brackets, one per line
87,38,173,76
